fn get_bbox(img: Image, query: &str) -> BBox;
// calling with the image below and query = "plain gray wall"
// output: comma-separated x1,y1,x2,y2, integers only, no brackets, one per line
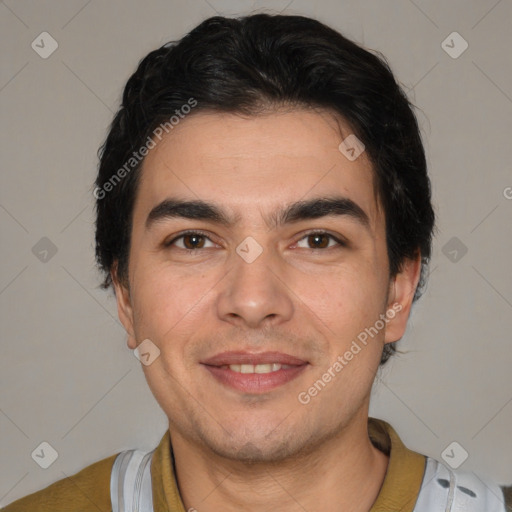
1,0,511,506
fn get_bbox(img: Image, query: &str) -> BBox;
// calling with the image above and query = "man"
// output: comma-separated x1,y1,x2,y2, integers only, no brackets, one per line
4,13,509,512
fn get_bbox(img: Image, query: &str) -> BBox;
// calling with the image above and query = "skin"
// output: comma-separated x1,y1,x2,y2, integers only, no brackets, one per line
112,108,421,512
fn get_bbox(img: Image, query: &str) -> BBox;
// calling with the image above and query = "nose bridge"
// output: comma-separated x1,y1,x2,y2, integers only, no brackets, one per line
233,236,275,285
216,237,293,327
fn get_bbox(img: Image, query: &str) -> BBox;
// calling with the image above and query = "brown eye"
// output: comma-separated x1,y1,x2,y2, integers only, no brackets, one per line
296,231,346,250
182,233,206,249
308,233,329,248
165,231,214,251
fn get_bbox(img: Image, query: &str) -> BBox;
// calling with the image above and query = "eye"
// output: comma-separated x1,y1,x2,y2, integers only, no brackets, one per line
295,231,346,250
164,229,346,252
164,231,216,251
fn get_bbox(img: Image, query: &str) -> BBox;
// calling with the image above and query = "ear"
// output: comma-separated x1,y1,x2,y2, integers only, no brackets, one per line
111,261,137,350
384,251,422,344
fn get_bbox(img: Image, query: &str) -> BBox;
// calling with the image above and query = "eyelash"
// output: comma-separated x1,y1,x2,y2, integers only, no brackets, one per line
164,230,347,252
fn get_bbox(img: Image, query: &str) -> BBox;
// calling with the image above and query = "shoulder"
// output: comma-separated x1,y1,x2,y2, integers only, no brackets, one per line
413,456,509,512
1,453,118,512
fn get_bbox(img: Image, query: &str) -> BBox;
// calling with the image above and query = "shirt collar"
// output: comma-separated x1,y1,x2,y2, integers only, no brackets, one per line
151,417,426,512
367,417,426,511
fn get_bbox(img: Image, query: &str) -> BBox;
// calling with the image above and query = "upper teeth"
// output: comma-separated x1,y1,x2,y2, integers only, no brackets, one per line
225,363,293,374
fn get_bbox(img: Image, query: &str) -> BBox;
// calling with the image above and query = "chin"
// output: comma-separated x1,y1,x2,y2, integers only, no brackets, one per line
209,436,299,464
200,419,322,464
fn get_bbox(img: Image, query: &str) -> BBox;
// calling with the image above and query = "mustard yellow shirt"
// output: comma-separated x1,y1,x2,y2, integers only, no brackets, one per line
2,417,427,511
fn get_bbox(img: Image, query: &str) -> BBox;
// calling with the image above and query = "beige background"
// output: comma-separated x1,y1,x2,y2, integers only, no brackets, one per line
1,0,511,506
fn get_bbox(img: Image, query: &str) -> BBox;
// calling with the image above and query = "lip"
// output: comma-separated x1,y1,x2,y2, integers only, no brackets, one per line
203,364,308,393
201,351,309,393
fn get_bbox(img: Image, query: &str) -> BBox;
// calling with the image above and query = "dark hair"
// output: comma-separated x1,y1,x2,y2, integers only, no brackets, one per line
94,13,435,365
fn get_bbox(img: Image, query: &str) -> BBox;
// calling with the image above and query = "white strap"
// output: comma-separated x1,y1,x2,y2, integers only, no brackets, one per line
413,457,507,512
111,449,155,512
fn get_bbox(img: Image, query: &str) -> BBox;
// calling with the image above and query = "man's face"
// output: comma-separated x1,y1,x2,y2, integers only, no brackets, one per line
114,108,417,462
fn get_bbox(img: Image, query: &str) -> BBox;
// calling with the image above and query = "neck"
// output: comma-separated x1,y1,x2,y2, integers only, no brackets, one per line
169,411,389,512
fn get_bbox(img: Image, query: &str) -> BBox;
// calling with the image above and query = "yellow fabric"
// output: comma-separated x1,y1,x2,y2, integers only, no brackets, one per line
2,453,117,511
367,418,426,512
2,417,426,511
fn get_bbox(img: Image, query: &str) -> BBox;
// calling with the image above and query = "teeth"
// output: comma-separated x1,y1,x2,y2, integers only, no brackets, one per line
241,364,254,374
227,363,293,374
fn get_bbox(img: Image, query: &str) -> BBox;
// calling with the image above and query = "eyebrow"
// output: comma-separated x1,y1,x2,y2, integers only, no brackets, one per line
145,196,371,232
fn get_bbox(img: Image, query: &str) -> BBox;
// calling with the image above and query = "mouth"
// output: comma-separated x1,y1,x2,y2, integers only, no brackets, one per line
201,351,309,393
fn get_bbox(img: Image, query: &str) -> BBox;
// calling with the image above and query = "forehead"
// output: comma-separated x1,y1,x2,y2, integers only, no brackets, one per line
135,108,381,230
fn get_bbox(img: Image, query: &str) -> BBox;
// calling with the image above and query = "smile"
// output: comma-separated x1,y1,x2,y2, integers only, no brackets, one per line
202,363,308,393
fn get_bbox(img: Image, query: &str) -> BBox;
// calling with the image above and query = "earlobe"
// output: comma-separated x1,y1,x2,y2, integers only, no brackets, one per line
111,263,137,350
384,252,422,344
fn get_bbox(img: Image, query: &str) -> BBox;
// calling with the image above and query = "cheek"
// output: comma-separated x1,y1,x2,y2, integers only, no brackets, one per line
303,266,388,364
132,264,187,321
310,263,384,317
131,268,212,364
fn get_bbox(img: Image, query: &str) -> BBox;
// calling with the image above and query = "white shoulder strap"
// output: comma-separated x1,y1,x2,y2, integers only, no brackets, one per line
111,449,155,512
413,457,506,512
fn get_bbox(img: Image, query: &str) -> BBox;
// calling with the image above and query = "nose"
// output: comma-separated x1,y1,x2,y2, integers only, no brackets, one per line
215,241,294,329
